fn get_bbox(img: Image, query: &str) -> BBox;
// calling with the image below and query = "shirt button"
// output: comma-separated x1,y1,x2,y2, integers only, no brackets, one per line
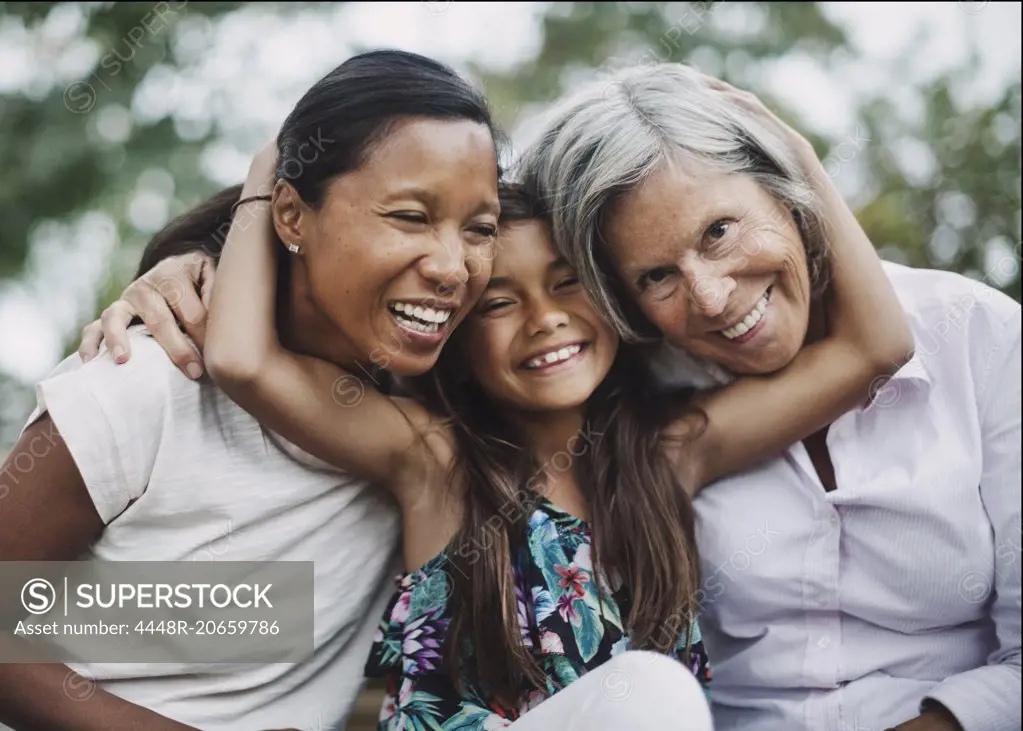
830,514,840,528
816,635,832,650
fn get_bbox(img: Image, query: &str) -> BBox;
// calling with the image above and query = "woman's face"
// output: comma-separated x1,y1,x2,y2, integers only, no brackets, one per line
604,162,812,375
285,118,500,377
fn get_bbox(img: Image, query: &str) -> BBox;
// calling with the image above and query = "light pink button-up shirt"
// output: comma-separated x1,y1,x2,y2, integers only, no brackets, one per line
654,262,1021,731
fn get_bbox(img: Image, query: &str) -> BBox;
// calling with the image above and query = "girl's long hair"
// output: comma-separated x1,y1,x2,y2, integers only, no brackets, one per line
408,184,704,711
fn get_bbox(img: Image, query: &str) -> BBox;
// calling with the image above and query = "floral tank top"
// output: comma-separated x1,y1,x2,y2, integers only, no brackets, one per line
365,497,712,729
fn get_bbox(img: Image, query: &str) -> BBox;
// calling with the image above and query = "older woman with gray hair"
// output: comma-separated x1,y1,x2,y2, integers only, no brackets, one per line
516,63,1021,731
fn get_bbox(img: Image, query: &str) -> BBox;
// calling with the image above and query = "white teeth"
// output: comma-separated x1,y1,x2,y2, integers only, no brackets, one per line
390,301,454,331
396,315,439,334
525,344,583,370
721,291,770,341
427,308,451,323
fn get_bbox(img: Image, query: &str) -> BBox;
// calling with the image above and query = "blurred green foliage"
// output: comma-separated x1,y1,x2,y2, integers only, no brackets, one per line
0,1,1020,454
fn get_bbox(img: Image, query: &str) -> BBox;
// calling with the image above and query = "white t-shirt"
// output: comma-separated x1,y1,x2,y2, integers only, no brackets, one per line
16,327,402,731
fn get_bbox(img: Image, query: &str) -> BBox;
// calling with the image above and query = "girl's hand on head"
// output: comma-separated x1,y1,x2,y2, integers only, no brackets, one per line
696,72,822,180
78,251,216,380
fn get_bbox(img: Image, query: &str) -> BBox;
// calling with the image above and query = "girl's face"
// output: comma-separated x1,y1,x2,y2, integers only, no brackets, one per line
282,118,500,377
459,220,619,414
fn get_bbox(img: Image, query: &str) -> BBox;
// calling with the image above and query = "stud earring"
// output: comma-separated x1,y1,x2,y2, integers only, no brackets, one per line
285,242,301,255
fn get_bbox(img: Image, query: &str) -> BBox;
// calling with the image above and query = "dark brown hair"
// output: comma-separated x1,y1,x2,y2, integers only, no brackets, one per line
410,182,703,710
134,49,501,300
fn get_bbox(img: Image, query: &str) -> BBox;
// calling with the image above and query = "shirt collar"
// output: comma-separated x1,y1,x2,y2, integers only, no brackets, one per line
862,339,933,412
892,348,933,387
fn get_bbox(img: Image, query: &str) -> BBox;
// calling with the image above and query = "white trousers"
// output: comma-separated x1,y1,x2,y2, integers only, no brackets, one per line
507,651,714,731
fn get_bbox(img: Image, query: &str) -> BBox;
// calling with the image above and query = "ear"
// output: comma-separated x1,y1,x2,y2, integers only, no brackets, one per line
271,179,311,254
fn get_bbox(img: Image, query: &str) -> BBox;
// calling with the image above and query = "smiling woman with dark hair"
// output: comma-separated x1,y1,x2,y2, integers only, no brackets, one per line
0,49,503,731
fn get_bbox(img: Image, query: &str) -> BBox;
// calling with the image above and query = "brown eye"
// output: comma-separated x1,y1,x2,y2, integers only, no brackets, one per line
638,266,677,290
707,220,730,239
470,224,497,238
478,298,512,315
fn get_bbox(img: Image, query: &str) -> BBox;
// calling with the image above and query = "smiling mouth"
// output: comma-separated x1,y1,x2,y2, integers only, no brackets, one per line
521,342,589,371
718,286,772,342
388,301,455,335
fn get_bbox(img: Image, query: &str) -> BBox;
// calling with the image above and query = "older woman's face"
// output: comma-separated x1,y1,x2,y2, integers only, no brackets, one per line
604,163,812,375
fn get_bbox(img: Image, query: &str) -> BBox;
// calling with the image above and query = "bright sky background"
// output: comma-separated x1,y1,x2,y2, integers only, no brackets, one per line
0,0,1020,386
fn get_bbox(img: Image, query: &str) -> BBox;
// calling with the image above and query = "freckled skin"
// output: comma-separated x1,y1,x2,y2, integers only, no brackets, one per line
604,163,812,375
290,119,500,377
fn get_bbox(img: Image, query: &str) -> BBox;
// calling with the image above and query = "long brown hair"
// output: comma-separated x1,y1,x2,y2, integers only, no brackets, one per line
409,183,703,710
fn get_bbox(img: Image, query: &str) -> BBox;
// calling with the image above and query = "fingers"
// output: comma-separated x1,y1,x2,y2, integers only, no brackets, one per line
196,256,217,351
97,300,139,364
77,320,104,363
120,286,203,379
80,252,213,378
132,253,211,379
693,71,771,117
144,266,208,357
694,71,818,167
200,257,215,308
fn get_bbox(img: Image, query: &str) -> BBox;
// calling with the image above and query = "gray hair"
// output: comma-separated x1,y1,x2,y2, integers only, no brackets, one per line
516,62,831,345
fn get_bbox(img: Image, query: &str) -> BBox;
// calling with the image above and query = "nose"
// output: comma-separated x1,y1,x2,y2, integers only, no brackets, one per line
418,231,470,296
528,297,570,337
681,255,736,319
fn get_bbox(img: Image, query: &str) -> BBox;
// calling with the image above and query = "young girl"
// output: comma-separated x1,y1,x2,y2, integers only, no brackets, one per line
203,118,911,730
